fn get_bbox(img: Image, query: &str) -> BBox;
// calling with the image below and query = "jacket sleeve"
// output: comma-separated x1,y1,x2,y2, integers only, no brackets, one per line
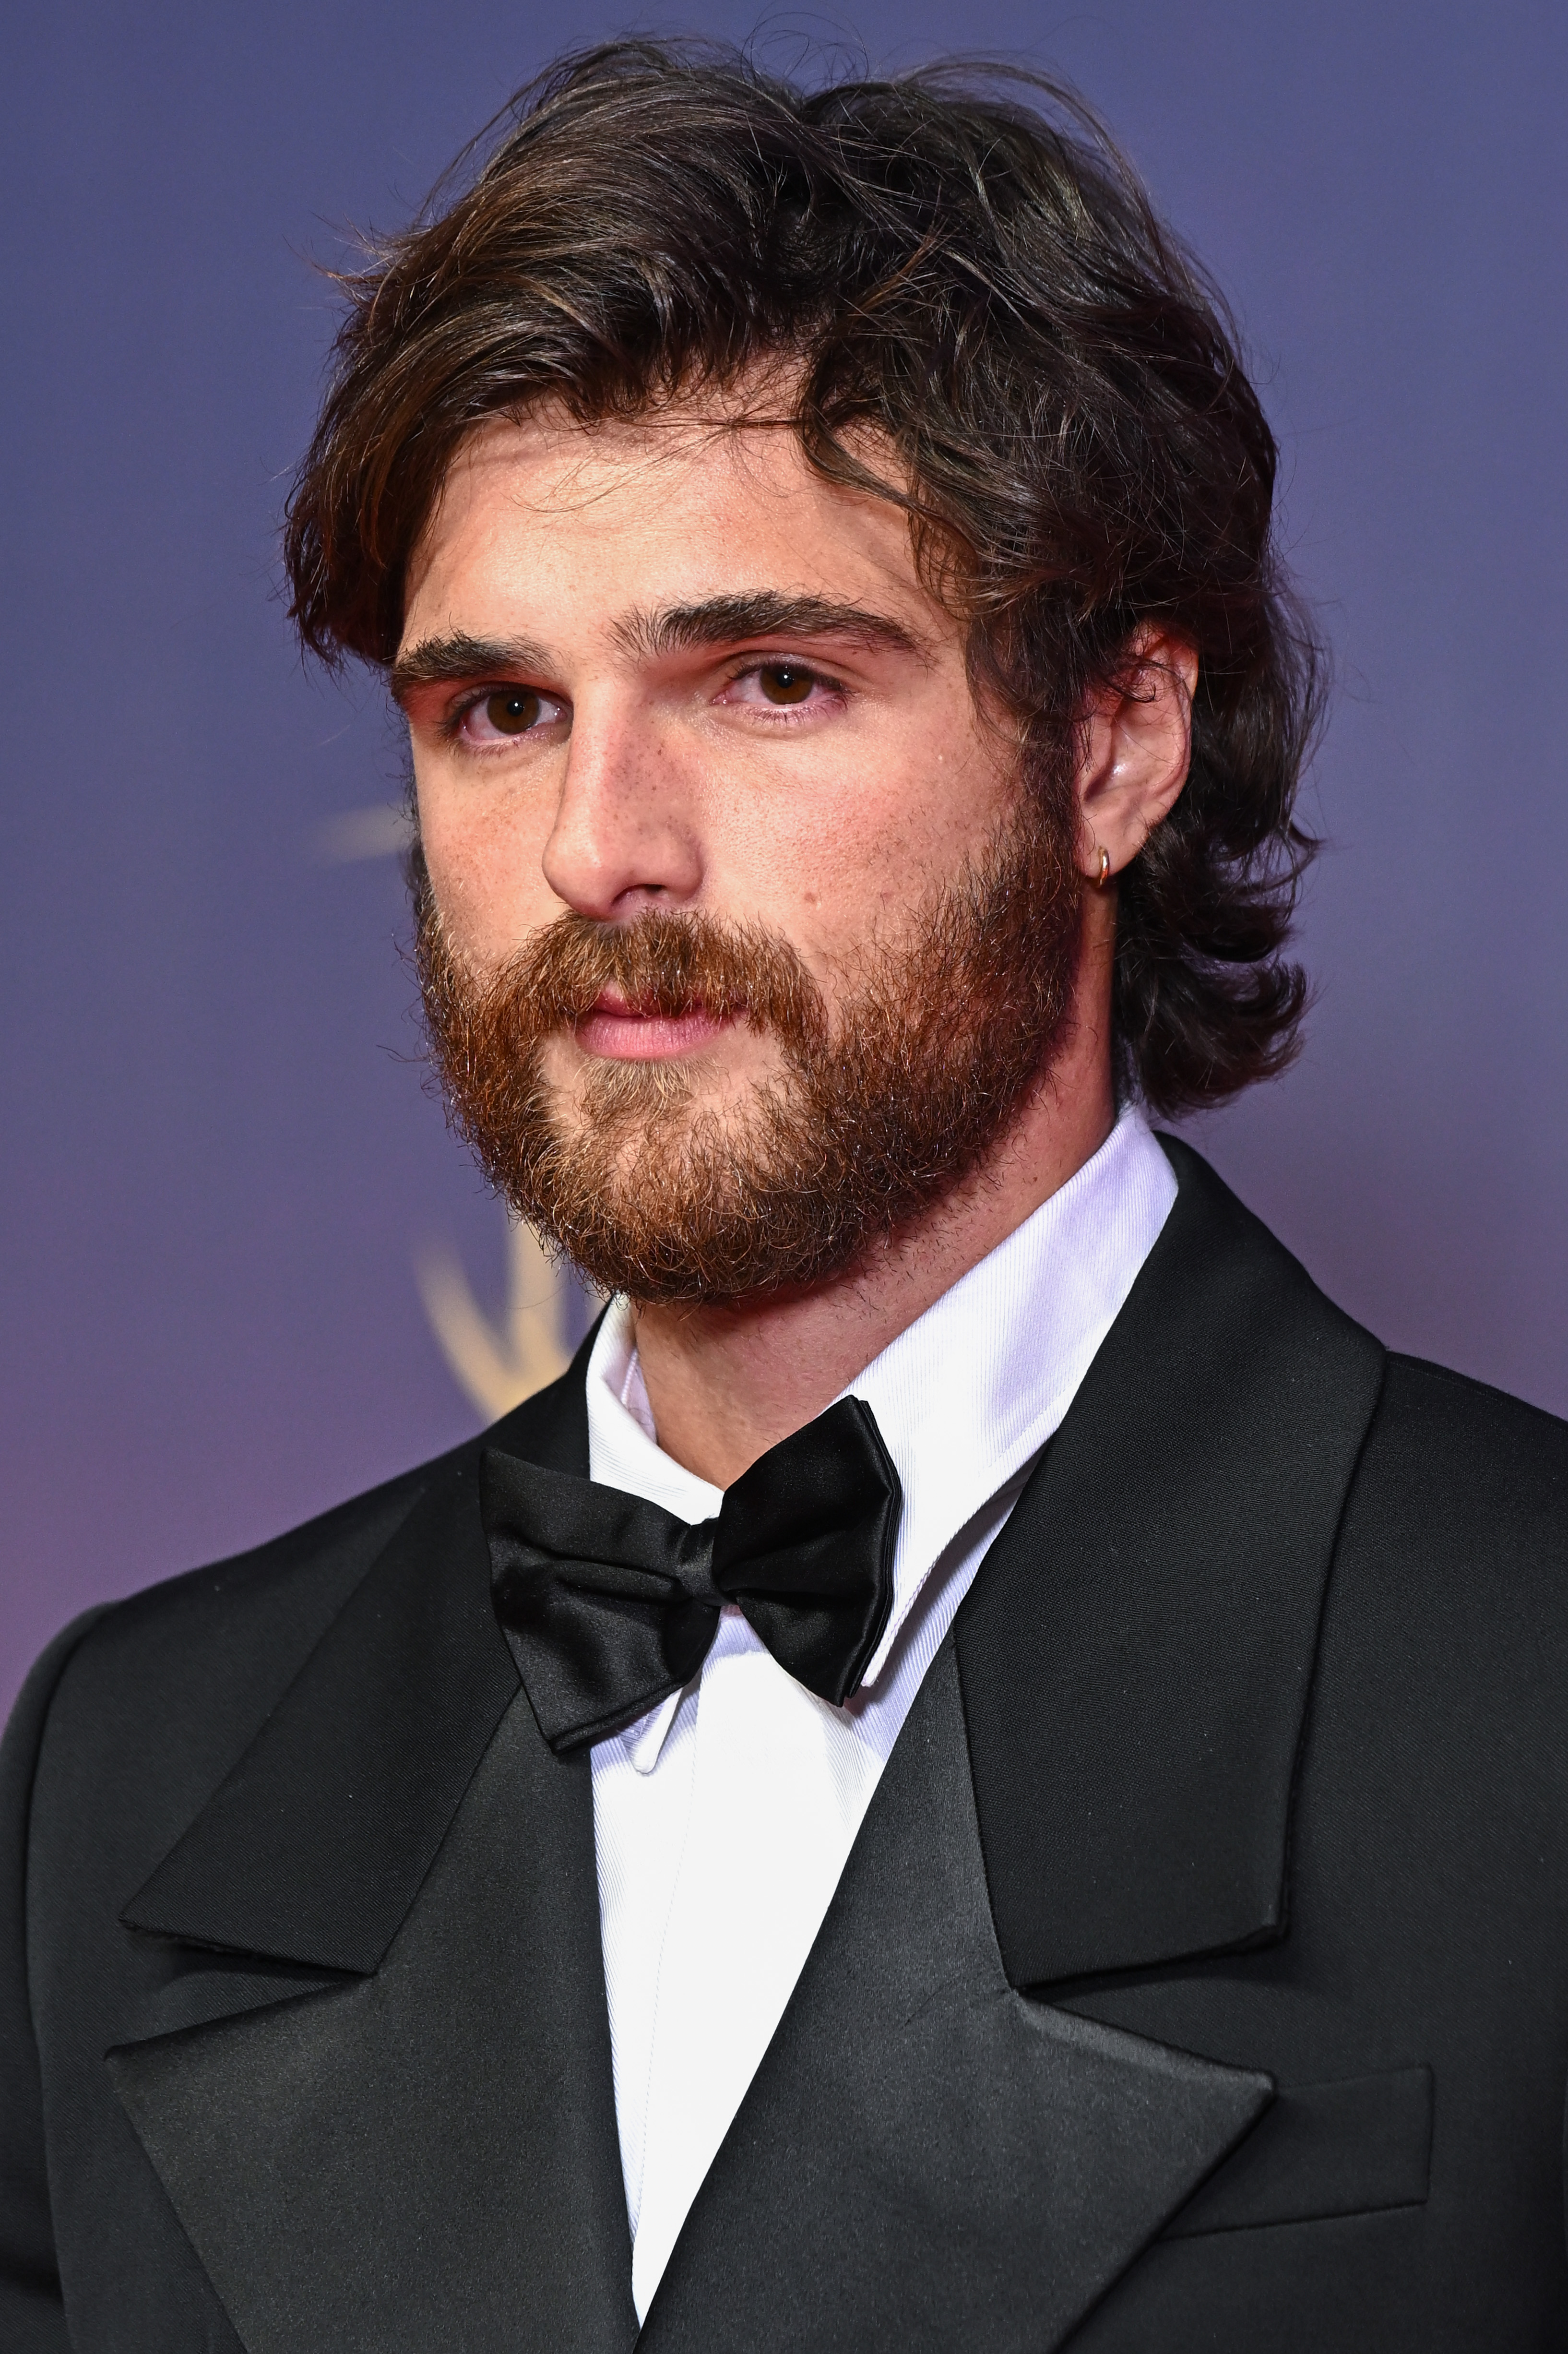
0,1610,112,2352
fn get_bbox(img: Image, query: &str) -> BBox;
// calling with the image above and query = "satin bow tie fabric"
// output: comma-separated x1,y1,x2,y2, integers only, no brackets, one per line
482,1397,903,1754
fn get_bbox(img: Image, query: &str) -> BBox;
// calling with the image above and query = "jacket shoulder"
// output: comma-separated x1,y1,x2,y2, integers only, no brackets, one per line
67,1448,454,1690
19,1441,478,1852
1328,1351,1568,1680
18,1339,594,1868
1353,1352,1568,1538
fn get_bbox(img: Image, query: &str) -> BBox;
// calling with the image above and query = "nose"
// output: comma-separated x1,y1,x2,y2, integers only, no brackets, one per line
541,696,703,922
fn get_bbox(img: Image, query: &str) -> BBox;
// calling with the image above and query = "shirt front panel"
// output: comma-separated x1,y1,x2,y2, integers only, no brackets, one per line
587,1105,1177,2316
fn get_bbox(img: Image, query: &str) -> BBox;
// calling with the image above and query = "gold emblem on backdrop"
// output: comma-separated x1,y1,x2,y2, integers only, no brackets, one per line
416,1217,582,1419
314,803,588,1421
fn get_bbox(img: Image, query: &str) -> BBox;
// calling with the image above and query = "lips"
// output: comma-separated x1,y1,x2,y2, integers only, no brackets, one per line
574,990,731,1062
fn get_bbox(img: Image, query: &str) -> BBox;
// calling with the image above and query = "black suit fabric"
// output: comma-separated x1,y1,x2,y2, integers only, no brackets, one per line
4,1139,1568,2351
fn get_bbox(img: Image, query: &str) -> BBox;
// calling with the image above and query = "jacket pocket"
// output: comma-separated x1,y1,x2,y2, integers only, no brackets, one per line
1163,2065,1432,2237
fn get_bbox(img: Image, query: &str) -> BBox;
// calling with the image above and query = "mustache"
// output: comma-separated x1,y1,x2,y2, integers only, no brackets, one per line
410,795,1081,1304
449,903,830,1052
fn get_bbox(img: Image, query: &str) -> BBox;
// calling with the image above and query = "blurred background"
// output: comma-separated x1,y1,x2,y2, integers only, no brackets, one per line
4,0,1565,1711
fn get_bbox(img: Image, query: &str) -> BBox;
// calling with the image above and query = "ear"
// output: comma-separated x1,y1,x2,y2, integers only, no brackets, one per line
1073,628,1198,885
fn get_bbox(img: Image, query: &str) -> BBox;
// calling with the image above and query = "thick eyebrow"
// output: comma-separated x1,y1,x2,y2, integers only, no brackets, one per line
388,632,554,707
614,593,930,664
389,595,929,709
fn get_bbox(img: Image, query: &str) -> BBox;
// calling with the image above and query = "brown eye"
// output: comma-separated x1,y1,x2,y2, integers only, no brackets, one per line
484,687,542,735
757,663,814,705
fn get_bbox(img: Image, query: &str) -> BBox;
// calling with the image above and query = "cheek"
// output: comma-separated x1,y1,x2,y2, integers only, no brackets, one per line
714,736,997,965
416,777,561,959
805,730,1010,907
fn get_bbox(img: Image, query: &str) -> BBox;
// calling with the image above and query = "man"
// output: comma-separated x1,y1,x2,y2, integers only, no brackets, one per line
4,40,1567,2353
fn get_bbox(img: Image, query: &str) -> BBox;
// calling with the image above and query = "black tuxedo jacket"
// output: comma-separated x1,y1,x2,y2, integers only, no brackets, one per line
6,1138,1568,2351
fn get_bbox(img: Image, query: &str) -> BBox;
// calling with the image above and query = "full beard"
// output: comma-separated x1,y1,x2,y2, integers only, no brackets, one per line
414,792,1082,1306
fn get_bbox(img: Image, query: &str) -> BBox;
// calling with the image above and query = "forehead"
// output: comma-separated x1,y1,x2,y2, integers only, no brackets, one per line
401,401,934,647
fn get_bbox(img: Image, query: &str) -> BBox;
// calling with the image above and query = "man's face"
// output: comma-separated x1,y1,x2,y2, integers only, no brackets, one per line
397,398,1080,1300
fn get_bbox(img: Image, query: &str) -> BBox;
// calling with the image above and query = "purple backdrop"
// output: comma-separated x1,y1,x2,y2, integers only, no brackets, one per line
4,0,1565,1713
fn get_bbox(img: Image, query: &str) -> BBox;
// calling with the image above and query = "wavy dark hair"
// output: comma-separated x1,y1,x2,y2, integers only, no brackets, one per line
285,39,1319,1114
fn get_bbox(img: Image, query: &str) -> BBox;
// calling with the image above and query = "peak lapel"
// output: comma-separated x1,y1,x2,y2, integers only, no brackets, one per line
110,1693,636,2354
120,1460,517,1972
640,1646,1271,2354
121,1349,592,1972
643,1142,1376,2348
109,1347,638,2352
958,1136,1388,1988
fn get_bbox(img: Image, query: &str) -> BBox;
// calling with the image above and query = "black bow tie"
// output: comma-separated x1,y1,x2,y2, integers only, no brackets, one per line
482,1397,902,1755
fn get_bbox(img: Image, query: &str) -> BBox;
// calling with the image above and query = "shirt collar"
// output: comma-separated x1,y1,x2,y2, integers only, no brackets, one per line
843,1105,1175,1676
585,1105,1176,1752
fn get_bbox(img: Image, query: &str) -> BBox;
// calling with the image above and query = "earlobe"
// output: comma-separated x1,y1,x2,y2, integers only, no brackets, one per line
1074,629,1198,881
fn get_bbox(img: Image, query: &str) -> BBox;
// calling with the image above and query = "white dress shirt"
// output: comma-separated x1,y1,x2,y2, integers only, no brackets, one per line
587,1105,1177,2319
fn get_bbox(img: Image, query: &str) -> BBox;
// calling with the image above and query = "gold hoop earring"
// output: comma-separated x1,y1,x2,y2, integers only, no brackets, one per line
1094,845,1111,889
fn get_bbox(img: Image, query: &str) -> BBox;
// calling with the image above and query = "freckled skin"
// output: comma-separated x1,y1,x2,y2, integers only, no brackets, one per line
403,414,1020,1116
399,400,1195,1483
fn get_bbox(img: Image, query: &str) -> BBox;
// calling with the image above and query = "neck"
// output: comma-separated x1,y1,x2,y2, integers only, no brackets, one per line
633,918,1117,1486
